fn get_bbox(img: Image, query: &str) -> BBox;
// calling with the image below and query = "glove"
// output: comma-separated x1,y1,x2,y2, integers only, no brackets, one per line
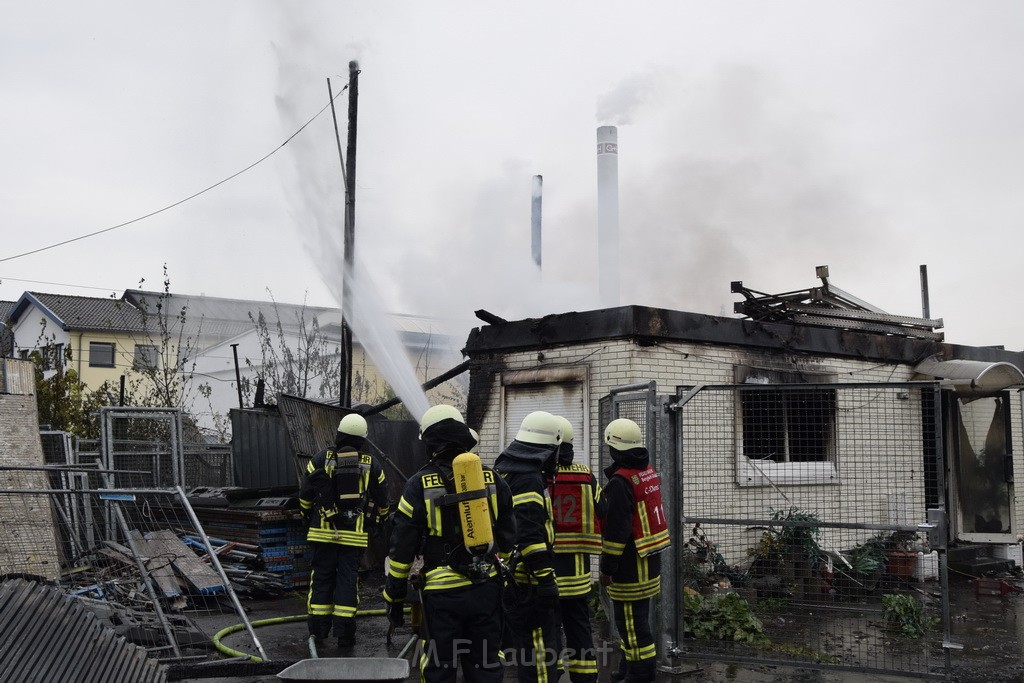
534,577,559,611
387,601,405,628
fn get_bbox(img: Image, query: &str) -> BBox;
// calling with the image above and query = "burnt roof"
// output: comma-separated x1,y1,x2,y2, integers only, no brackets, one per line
463,305,1024,368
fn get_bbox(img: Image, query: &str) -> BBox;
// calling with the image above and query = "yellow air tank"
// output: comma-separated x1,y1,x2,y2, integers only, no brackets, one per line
452,452,494,555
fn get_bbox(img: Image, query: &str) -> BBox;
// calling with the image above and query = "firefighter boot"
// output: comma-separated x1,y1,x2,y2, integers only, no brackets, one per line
625,659,656,683
610,654,627,683
336,619,356,649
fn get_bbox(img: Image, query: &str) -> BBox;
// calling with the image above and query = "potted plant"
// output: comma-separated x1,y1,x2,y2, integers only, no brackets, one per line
884,531,919,579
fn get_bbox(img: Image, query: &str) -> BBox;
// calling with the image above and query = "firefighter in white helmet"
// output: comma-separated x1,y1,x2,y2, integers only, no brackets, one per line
550,415,607,683
299,412,390,648
494,410,563,683
383,405,516,683
600,418,670,683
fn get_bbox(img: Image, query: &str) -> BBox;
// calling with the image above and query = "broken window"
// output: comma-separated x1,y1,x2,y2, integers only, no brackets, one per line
955,394,1014,538
735,366,838,486
741,386,836,462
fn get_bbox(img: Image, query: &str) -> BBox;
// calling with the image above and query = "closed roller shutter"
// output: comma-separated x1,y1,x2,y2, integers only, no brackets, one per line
503,382,586,460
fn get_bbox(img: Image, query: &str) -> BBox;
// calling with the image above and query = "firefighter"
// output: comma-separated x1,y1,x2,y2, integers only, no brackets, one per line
299,413,389,648
383,405,516,683
599,418,671,683
550,415,607,683
494,410,563,683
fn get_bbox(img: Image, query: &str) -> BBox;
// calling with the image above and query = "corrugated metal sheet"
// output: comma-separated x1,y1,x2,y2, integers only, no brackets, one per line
277,394,351,465
0,578,166,682
232,398,426,491
230,408,297,488
365,420,424,497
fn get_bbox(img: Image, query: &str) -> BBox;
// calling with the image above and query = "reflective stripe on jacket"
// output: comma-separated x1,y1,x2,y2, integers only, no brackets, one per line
549,463,603,554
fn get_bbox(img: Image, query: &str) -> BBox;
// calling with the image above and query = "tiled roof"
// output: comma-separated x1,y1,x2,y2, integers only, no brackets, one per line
27,291,148,333
0,300,14,323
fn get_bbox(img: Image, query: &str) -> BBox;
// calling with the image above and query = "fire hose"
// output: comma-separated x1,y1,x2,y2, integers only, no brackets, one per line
212,606,410,663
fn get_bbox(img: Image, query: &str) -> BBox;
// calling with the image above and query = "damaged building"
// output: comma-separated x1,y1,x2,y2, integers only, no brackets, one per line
463,267,1023,676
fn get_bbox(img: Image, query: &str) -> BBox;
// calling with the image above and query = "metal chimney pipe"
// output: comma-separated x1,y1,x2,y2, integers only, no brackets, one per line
597,126,620,307
531,175,543,268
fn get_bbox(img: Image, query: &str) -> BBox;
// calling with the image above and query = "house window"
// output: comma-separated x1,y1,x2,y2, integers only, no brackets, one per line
133,344,159,370
89,342,116,368
40,343,64,371
736,366,838,486
741,385,836,462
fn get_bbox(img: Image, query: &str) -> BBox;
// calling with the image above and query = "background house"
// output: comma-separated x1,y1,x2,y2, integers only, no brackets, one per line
0,300,15,357
8,292,152,395
9,289,466,440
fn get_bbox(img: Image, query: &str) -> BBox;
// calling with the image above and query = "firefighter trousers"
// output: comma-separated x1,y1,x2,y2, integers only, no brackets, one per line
610,597,657,683
557,595,599,683
307,542,362,640
505,602,561,683
420,578,504,683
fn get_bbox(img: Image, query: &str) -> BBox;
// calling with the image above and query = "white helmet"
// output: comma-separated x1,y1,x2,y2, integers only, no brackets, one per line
604,418,643,451
419,404,465,439
338,413,368,438
515,411,563,446
470,428,480,449
555,415,574,444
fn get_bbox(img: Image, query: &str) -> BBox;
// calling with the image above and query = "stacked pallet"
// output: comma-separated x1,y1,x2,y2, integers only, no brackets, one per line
190,501,309,589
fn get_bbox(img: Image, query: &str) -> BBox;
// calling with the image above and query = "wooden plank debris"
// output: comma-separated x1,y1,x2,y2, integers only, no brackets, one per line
132,530,226,595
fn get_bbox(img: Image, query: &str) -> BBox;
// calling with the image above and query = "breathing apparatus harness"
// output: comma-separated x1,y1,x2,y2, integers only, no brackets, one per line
424,452,499,584
314,448,370,527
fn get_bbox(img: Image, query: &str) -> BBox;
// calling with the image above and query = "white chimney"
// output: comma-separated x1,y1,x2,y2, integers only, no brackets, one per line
531,175,543,269
597,126,620,307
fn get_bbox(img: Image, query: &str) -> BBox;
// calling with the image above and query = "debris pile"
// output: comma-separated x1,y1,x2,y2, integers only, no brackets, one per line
187,486,309,591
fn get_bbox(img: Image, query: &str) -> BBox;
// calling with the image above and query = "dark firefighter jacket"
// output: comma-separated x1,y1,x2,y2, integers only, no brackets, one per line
383,451,516,599
600,447,663,601
299,446,389,548
494,440,558,587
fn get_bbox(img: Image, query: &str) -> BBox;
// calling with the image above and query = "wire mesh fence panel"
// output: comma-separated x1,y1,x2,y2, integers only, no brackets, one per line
183,445,233,489
0,481,267,663
39,431,74,465
668,381,948,680
100,407,185,488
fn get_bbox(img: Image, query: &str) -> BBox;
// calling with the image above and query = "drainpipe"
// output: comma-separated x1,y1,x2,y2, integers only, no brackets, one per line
77,332,84,376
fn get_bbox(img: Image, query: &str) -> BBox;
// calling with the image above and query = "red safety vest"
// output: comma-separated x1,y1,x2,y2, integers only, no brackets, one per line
613,465,670,557
549,464,603,553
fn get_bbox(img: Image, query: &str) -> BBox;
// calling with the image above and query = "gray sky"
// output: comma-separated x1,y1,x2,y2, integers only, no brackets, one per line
3,1,1024,351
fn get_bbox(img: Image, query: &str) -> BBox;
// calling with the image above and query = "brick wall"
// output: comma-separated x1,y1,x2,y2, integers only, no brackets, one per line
0,388,61,581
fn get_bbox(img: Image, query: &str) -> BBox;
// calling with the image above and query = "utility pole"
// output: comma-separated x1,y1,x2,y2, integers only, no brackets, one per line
338,61,359,408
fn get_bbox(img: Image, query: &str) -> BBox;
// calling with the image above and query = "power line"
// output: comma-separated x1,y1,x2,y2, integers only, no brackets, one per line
0,84,349,265
0,276,120,293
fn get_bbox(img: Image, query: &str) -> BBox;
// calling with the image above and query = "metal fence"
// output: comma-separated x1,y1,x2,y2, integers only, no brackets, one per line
0,473,267,664
604,380,951,680
97,407,231,489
